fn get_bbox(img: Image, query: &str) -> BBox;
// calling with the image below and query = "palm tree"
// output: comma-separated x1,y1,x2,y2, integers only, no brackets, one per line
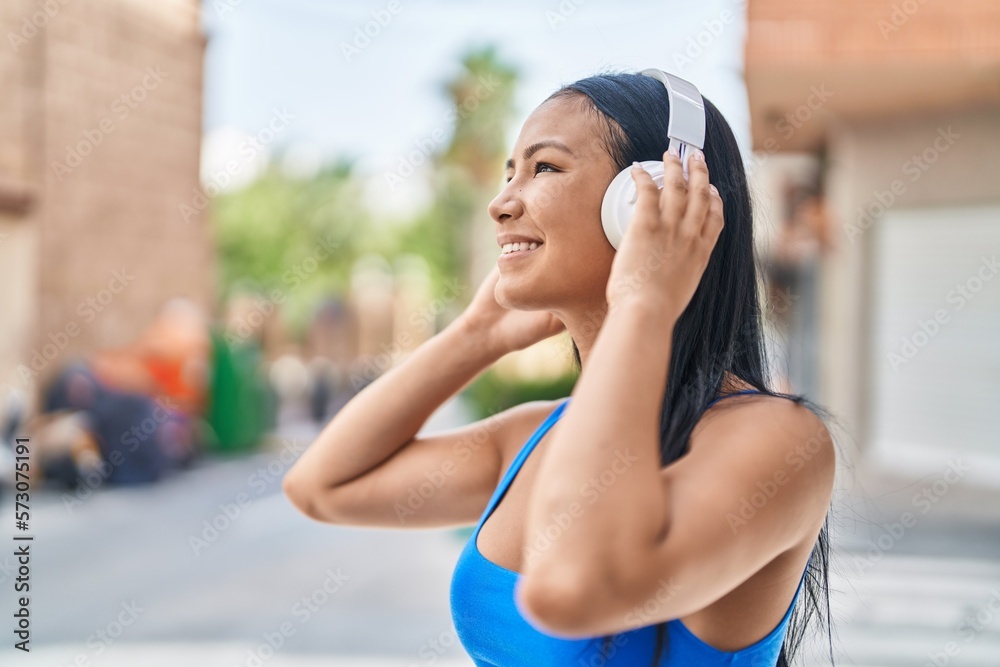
401,46,518,303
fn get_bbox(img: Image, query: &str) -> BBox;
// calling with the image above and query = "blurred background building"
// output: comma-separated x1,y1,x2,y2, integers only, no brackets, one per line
747,0,1000,502
0,0,214,396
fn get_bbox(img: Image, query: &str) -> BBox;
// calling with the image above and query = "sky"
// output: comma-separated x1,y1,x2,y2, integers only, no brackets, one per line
200,0,750,215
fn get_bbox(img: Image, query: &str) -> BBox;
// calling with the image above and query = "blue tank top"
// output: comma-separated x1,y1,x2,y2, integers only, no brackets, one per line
450,390,809,666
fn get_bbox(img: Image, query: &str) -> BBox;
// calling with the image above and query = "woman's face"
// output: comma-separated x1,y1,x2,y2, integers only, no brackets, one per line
488,94,620,312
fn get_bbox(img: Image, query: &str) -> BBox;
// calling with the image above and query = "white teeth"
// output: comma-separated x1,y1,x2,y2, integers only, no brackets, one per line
501,242,540,255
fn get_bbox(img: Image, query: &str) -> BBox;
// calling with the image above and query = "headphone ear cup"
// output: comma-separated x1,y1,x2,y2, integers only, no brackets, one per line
601,160,665,250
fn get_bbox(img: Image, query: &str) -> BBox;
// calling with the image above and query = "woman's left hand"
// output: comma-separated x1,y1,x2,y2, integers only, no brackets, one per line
605,148,725,321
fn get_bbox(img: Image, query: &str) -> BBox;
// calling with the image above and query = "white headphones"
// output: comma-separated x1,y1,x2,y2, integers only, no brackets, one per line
600,69,706,250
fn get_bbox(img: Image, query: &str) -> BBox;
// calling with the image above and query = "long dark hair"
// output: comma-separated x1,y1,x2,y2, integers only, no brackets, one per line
544,70,836,666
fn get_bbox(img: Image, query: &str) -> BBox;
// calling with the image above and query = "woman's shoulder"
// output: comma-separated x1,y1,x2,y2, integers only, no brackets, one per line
686,391,836,549
692,391,836,482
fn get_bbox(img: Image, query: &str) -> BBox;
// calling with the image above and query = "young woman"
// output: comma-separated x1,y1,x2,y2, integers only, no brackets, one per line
283,71,838,666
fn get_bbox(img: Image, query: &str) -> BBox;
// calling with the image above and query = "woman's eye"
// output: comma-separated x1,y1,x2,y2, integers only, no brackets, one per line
534,162,556,175
505,162,557,183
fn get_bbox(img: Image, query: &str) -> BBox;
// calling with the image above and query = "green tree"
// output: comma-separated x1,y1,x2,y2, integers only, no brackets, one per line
210,159,374,333
396,45,519,294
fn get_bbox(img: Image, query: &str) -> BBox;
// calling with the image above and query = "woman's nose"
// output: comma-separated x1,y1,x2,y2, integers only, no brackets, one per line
488,187,524,223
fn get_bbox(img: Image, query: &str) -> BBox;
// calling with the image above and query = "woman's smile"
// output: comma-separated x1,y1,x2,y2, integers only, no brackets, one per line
498,242,542,262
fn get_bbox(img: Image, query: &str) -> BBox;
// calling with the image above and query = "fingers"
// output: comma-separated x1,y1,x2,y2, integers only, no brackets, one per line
630,150,723,243
659,148,687,225
679,148,712,238
629,162,661,225
703,182,725,242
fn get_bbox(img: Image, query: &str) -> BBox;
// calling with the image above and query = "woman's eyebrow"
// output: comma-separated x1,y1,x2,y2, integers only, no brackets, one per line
505,140,575,170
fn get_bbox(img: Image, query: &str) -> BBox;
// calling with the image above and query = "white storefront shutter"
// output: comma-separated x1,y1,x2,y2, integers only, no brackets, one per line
869,204,1000,486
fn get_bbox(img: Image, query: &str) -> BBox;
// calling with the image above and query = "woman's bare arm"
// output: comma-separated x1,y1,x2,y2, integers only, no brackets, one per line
282,316,509,527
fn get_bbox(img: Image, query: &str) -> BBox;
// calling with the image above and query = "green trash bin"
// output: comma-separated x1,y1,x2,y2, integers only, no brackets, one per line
204,328,272,453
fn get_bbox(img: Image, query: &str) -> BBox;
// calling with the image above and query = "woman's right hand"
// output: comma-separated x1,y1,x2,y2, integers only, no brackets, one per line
457,265,566,358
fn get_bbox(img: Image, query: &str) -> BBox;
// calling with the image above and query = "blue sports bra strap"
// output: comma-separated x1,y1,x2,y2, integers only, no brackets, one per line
508,399,568,474
707,388,762,407
479,399,570,523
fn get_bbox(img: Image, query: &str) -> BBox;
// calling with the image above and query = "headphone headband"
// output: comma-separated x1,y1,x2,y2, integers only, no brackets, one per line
639,68,706,172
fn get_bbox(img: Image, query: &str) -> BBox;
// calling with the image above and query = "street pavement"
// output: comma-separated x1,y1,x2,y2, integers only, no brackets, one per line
1,395,998,666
